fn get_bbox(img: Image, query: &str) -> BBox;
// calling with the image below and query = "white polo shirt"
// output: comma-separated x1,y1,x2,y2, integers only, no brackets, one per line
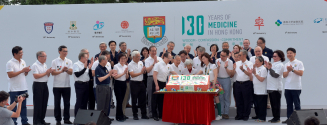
114,63,128,81
128,60,144,81
250,55,269,64
181,67,198,75
153,61,172,82
92,60,111,88
51,57,73,88
73,61,90,82
193,57,201,72
145,56,163,76
216,58,233,78
253,65,268,95
6,58,28,91
169,63,182,75
267,61,284,91
235,60,253,82
31,60,49,82
284,59,304,90
201,63,217,82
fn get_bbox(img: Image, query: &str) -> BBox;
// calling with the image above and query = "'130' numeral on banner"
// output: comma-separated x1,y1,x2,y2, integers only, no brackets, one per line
182,15,204,35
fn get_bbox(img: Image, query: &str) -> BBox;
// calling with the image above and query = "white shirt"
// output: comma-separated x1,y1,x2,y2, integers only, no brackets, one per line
181,67,198,75
284,59,304,90
216,58,233,78
92,60,111,88
145,56,163,76
169,63,182,75
253,65,268,95
201,63,217,82
6,58,28,91
73,61,90,82
235,60,253,81
250,55,269,64
193,57,202,72
31,60,49,82
128,60,144,81
153,61,172,82
114,63,128,81
51,57,73,88
267,61,284,91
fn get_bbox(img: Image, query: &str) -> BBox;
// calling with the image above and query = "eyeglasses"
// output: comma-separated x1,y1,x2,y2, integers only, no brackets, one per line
62,51,68,53
220,55,227,57
40,56,47,58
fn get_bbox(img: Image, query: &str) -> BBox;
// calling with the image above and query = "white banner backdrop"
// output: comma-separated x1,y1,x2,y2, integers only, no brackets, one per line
0,0,326,106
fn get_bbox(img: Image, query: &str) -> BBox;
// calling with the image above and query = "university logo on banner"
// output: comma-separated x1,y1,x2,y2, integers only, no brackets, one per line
141,16,168,47
69,21,77,30
44,22,54,34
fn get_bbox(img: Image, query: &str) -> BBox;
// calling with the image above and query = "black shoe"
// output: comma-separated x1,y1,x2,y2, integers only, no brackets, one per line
142,116,150,119
124,115,129,119
243,117,249,121
271,119,281,123
153,117,159,121
111,104,115,109
268,118,273,122
116,119,125,122
22,123,31,125
282,120,287,124
42,122,51,125
235,116,243,120
252,116,258,119
133,116,139,120
64,120,73,124
56,121,61,125
109,118,114,121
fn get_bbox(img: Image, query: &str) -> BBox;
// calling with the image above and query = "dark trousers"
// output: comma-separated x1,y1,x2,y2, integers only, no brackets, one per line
151,80,166,118
33,82,49,124
130,81,147,117
9,90,28,125
233,81,253,119
285,89,301,118
269,91,281,120
53,88,71,121
96,85,112,116
114,80,127,120
74,81,89,116
254,94,267,120
88,80,96,110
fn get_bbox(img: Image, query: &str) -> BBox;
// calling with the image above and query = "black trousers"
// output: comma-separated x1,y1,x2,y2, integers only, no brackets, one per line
151,80,166,118
233,81,253,119
53,87,71,121
130,81,147,117
269,91,281,120
254,94,268,120
88,79,96,110
74,81,89,116
33,82,49,124
114,80,127,120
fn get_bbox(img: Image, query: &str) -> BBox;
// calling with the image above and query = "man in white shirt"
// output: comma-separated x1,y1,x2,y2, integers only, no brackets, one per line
31,51,54,125
144,46,162,118
282,48,304,123
193,47,205,73
169,55,182,75
152,52,177,121
51,45,73,125
73,52,93,117
128,51,149,120
216,49,234,119
80,49,96,110
6,46,31,125
232,50,254,121
178,50,188,71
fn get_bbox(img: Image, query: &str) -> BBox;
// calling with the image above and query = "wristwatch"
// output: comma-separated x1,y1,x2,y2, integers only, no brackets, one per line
292,69,294,72
224,67,227,69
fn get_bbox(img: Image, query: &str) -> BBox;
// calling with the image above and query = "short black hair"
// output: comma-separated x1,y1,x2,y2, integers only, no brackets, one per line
101,50,110,56
0,91,10,102
221,49,230,56
108,40,116,46
196,46,201,51
163,52,170,59
258,37,266,43
273,50,285,62
12,46,22,56
178,50,188,56
304,116,320,125
287,47,296,54
58,45,67,52
210,44,219,52
118,53,127,61
141,47,149,57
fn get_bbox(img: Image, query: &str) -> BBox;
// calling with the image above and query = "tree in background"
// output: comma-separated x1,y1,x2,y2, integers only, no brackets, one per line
1,0,194,5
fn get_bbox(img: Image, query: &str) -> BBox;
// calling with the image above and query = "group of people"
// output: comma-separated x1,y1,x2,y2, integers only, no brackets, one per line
0,37,305,125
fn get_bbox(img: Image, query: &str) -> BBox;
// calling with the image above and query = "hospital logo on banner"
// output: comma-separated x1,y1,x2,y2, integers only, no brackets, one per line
44,22,54,34
141,16,168,47
116,20,133,38
253,17,266,35
66,21,81,38
93,21,104,38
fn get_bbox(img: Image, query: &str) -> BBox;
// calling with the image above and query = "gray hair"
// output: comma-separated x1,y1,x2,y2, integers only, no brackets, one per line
36,51,45,59
131,51,140,58
184,59,193,66
80,48,88,53
255,46,262,51
99,42,107,47
244,39,250,43
174,55,180,59
198,47,206,52
167,41,175,46
119,42,126,47
78,52,87,60
255,56,264,63
184,44,191,48
222,42,229,46
240,50,248,56
98,55,106,63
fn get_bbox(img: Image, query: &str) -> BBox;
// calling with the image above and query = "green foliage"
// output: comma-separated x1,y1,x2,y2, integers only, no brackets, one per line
1,0,194,5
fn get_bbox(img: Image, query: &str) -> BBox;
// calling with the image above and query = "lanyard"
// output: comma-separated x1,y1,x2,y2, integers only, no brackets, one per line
205,64,210,75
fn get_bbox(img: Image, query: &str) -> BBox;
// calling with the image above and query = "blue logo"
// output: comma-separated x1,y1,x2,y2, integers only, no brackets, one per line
314,18,323,23
275,19,282,26
93,21,104,30
44,22,54,34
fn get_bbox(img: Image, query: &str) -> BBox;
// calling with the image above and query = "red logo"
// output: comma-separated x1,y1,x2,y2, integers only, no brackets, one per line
254,17,264,30
121,21,129,29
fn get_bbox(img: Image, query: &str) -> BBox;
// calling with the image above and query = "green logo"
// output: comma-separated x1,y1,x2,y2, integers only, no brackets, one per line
182,15,204,35
275,19,282,26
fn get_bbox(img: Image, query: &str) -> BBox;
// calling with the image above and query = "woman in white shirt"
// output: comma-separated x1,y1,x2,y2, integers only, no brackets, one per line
181,59,198,75
113,53,129,122
266,50,285,123
251,56,268,122
196,53,221,120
